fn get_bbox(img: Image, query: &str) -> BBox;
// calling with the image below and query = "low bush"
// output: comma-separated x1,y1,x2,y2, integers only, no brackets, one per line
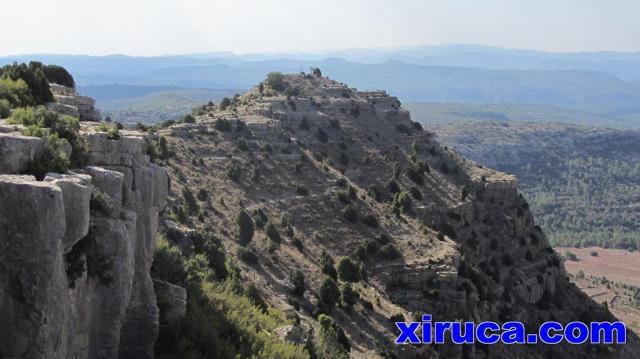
379,244,401,259
318,276,340,311
291,270,305,297
320,250,337,280
340,283,358,310
237,246,259,264
90,190,113,217
361,214,379,228
317,315,350,358
264,221,282,244
343,205,358,222
25,134,71,179
236,209,255,245
392,191,411,213
336,257,362,283
316,127,329,143
151,235,186,284
266,72,286,92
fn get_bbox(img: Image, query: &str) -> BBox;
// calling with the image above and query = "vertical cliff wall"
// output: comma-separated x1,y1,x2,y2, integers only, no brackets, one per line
0,126,167,359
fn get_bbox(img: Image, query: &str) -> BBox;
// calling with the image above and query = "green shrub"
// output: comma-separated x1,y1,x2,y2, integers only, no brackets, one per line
215,118,233,131
318,276,340,311
182,187,200,215
156,278,310,359
197,188,209,201
23,133,69,179
377,233,391,245
343,205,358,222
365,240,380,255
191,231,228,280
564,251,578,261
312,68,322,77
237,246,259,264
379,244,401,259
0,77,32,107
292,237,304,251
295,185,309,196
291,270,305,297
236,209,255,245
392,191,411,213
361,214,379,228
253,208,269,229
158,136,171,159
226,162,242,182
406,165,424,185
591,251,599,257
182,114,196,123
266,72,286,92
410,186,423,200
219,97,232,110
320,250,337,280
151,235,186,284
0,99,9,118
264,221,282,244
340,283,358,310
42,64,75,88
387,179,401,194
316,127,328,143
316,315,350,358
9,107,90,168
0,61,53,105
336,257,362,283
90,190,113,217
184,253,215,283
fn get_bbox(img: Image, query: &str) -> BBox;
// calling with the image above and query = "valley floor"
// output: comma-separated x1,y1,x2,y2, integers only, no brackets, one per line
556,247,640,335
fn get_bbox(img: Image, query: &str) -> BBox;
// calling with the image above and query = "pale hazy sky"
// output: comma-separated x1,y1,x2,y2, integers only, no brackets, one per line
2,0,639,56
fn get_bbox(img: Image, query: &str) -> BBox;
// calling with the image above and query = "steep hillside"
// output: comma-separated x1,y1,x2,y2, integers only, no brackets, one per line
433,122,640,250
152,73,639,358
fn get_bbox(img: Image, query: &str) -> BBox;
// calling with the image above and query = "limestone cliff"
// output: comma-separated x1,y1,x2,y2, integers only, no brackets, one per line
0,123,168,358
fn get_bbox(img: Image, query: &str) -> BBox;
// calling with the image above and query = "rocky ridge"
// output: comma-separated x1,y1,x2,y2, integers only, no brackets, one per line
157,73,639,358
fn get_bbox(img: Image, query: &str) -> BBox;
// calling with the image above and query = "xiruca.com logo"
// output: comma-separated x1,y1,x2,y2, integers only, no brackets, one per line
395,315,626,345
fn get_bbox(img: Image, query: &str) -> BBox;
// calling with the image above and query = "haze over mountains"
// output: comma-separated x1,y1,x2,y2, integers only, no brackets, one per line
3,44,640,127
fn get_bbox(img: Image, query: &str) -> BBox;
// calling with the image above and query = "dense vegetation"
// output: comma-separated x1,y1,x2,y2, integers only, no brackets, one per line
152,233,310,358
0,61,75,108
435,121,640,250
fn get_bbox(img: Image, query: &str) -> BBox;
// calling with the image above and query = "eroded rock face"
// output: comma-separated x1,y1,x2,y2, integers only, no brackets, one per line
153,279,187,326
49,84,102,122
0,132,168,359
0,132,44,173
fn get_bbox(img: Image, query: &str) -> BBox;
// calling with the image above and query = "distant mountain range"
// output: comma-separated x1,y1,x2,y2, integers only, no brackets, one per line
4,44,640,125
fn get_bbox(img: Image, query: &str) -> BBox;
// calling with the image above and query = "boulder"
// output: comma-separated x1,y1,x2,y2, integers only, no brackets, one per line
153,279,187,325
46,102,81,118
0,132,44,173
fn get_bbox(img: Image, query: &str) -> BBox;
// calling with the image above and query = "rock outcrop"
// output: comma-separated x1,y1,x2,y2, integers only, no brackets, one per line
0,130,168,358
48,83,102,122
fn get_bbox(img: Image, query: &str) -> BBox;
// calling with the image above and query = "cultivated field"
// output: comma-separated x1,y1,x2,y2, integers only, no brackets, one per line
556,247,640,334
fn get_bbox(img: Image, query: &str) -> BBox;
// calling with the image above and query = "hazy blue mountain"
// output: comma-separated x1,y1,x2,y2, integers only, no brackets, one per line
79,84,182,101
3,44,640,125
